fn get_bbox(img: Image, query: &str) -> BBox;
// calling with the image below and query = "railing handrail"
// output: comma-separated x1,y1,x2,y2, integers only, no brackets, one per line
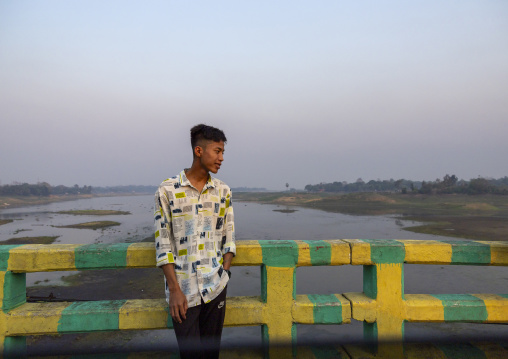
1,239,507,358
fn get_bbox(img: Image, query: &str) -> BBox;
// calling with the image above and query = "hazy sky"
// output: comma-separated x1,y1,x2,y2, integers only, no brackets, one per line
1,1,507,190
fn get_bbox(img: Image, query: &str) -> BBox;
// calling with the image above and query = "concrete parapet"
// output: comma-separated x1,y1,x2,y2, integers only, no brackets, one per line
1,239,507,358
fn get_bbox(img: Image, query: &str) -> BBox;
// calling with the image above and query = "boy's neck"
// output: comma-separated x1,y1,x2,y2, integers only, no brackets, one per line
185,164,209,192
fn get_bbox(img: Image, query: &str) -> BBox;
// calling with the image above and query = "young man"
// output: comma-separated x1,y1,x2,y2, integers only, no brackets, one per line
154,124,235,359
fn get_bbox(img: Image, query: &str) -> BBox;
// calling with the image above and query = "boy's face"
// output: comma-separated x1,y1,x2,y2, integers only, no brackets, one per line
197,140,225,174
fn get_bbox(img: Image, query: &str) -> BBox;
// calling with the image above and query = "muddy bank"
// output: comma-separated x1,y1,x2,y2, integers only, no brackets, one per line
235,192,508,241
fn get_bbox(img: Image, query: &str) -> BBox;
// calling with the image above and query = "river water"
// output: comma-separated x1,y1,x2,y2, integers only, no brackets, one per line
0,195,507,352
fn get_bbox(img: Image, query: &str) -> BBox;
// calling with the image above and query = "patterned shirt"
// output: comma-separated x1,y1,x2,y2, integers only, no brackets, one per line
154,170,236,307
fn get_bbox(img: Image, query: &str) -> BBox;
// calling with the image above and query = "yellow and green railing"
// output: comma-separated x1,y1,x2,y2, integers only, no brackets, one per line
1,239,507,358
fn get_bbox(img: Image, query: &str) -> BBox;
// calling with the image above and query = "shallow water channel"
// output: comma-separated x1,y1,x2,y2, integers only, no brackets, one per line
1,195,506,353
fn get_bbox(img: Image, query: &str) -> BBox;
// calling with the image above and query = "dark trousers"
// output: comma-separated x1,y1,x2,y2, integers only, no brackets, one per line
173,287,227,359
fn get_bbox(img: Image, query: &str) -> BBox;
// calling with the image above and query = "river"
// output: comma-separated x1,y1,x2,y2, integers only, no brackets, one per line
0,194,506,353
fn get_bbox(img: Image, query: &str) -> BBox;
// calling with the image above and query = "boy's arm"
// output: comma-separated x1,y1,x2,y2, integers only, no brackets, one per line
223,252,233,271
161,263,187,323
154,189,187,323
222,189,236,271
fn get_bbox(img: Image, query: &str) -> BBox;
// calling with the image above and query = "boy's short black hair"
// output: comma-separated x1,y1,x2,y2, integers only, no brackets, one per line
190,124,227,150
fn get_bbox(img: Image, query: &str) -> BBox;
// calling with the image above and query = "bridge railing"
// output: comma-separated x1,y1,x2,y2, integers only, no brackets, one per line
1,239,507,358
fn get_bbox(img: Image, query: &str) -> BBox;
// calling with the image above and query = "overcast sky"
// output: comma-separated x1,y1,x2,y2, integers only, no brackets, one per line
1,1,507,190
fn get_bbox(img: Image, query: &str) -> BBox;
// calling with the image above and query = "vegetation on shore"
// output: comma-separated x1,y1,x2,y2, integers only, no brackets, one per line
53,221,121,229
0,194,94,210
1,236,59,245
0,219,14,226
235,191,508,241
304,174,508,195
57,210,131,216
0,183,92,197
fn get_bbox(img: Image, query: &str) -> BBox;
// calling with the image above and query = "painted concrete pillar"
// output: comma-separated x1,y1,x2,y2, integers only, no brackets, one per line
0,270,27,357
345,239,406,358
259,241,298,359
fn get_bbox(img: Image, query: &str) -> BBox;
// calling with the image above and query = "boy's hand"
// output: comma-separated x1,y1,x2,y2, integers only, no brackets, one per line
169,289,188,323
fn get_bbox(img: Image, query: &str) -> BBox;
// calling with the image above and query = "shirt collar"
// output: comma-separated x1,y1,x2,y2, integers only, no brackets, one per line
179,169,215,190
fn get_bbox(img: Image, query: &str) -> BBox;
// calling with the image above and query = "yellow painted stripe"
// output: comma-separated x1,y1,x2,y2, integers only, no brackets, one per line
400,240,452,264
404,343,447,359
342,292,376,322
225,296,264,326
0,272,6,307
6,302,70,335
292,295,314,324
342,344,376,358
126,243,155,267
295,241,312,266
7,244,83,272
472,294,508,322
376,263,404,308
295,347,316,359
264,266,295,343
343,239,372,264
404,294,445,322
476,241,508,265
335,294,352,323
329,240,351,265
118,299,168,330
234,241,263,266
375,263,405,341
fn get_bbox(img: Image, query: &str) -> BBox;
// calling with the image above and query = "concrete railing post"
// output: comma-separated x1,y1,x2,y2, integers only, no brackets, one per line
259,241,298,359
0,270,27,357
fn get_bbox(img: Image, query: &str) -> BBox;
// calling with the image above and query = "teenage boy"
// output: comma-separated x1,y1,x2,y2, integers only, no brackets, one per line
154,124,235,359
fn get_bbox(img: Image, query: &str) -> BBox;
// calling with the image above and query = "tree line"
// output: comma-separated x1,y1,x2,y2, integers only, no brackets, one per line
305,175,508,195
0,182,92,196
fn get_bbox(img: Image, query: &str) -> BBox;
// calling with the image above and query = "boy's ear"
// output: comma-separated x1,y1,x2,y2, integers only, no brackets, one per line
194,145,203,158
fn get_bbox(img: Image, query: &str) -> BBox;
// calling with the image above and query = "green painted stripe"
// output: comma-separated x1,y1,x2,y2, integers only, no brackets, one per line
308,294,342,324
259,240,298,267
58,300,126,332
363,321,378,343
360,239,405,264
310,346,348,359
261,264,267,302
0,245,23,271
436,343,487,359
2,336,27,357
363,265,377,299
261,324,269,358
303,240,331,265
2,271,26,312
437,240,491,264
74,243,130,269
433,294,488,322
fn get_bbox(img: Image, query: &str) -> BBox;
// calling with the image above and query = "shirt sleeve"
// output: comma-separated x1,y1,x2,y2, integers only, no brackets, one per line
154,187,176,266
221,188,236,257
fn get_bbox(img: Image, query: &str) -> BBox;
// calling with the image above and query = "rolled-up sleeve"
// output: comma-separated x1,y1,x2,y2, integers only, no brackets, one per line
221,189,236,257
154,188,175,267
